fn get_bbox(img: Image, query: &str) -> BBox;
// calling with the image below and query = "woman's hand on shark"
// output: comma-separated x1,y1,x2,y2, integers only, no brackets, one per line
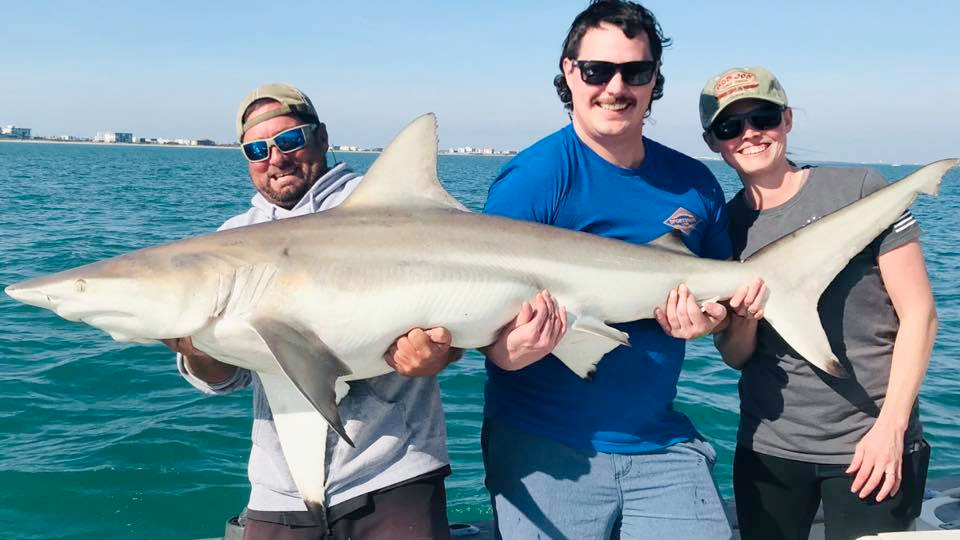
727,278,767,320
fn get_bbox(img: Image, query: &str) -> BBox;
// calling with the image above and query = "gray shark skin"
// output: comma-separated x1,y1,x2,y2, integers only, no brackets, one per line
5,113,957,512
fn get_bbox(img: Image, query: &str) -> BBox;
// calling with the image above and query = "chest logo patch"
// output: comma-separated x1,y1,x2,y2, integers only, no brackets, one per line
663,207,700,235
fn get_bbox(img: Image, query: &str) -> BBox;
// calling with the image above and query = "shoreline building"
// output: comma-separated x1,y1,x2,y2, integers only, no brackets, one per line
1,125,31,139
94,132,133,143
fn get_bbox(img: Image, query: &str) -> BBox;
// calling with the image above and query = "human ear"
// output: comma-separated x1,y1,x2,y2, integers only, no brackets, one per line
562,57,577,87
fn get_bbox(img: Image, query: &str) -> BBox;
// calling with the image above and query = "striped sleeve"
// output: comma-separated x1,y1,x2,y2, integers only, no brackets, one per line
893,209,918,234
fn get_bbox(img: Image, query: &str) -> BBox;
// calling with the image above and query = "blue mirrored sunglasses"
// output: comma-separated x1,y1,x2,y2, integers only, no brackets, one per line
241,124,315,163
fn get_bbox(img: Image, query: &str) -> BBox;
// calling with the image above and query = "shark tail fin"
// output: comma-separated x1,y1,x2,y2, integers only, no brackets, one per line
744,272,847,378
740,159,960,377
911,158,959,196
743,238,848,376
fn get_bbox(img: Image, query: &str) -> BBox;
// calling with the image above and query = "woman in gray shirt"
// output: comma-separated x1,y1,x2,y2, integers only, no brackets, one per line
699,66,935,540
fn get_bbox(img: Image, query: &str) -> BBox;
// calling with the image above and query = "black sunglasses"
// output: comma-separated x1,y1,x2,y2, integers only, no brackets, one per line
570,60,657,86
710,107,784,141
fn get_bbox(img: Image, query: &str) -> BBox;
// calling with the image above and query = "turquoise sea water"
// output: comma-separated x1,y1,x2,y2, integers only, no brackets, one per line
1,141,958,539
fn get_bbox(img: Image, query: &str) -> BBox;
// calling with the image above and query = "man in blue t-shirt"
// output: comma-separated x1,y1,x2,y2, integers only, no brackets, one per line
481,2,743,538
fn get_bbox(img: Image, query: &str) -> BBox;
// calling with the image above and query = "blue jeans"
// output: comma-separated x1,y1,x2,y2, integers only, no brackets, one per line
482,418,732,539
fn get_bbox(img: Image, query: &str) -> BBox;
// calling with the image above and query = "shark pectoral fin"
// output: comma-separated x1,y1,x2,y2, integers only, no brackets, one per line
649,229,695,256
762,294,848,378
551,315,630,379
249,318,355,446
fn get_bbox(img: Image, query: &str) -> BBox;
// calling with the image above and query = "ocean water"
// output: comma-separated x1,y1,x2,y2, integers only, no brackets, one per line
1,141,958,539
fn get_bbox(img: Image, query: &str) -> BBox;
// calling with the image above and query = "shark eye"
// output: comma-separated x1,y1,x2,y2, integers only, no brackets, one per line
75,279,87,293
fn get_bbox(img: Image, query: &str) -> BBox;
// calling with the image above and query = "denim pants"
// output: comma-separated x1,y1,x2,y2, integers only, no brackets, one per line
482,418,733,539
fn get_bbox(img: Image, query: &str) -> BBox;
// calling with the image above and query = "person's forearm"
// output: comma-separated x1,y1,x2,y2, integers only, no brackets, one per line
445,347,465,365
877,308,936,431
480,343,543,372
480,343,518,371
182,350,238,385
714,316,759,369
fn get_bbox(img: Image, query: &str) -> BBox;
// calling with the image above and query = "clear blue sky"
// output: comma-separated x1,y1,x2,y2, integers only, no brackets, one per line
4,1,958,164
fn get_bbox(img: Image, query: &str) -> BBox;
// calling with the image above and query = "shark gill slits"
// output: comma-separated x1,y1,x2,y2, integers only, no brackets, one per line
75,279,87,293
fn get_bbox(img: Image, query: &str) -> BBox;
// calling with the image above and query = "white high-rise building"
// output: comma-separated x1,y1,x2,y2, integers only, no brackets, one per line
1,125,31,139
95,132,133,143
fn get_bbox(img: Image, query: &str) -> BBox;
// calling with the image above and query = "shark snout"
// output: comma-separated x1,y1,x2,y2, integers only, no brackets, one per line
6,281,140,338
4,283,58,309
6,272,211,342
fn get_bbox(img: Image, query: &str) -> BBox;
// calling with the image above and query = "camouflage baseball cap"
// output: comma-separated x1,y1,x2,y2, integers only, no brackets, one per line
236,83,320,140
699,66,788,130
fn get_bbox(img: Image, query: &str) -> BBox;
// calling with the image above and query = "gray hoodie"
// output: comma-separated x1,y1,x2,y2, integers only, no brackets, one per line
177,162,449,511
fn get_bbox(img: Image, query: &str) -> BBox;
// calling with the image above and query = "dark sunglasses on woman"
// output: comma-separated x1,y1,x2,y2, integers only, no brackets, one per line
710,106,784,141
241,124,316,163
571,60,657,86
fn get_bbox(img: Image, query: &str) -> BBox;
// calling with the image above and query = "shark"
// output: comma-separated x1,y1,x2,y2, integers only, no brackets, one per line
4,113,957,515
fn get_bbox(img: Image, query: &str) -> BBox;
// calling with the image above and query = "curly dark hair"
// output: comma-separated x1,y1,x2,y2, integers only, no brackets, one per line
554,1,671,116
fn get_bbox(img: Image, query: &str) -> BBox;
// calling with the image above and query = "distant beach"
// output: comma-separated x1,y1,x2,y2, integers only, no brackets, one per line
0,138,235,150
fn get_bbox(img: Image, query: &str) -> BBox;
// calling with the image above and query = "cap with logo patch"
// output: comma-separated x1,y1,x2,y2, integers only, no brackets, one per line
699,66,788,130
236,83,320,141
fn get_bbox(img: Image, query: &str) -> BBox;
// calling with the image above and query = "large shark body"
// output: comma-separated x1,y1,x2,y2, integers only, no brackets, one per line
4,114,957,514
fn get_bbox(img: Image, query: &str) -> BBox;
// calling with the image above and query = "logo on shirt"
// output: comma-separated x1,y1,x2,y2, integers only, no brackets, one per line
663,207,700,235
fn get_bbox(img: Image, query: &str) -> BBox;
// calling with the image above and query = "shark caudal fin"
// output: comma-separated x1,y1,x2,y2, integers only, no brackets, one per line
743,159,959,377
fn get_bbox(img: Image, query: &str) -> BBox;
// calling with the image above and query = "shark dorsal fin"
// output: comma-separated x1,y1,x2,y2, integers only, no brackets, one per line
648,229,694,256
339,113,468,211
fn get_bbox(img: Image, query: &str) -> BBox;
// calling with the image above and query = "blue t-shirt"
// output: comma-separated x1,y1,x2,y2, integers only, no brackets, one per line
482,124,731,454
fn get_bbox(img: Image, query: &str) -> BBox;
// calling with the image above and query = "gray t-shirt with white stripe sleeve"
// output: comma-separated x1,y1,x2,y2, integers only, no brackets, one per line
726,166,923,464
